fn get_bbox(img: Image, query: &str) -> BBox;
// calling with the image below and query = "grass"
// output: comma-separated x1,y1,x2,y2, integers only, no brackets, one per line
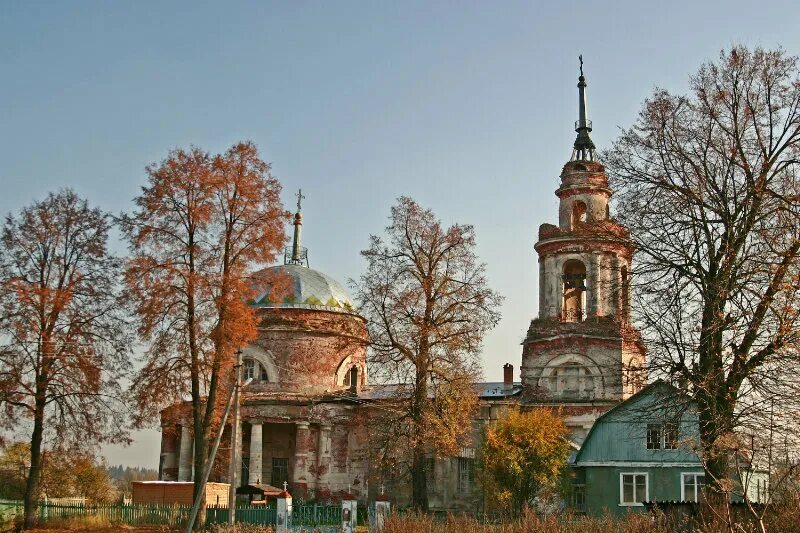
12,501,800,532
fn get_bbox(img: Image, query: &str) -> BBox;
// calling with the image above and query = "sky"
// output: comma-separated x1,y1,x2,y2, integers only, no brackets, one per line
3,1,800,469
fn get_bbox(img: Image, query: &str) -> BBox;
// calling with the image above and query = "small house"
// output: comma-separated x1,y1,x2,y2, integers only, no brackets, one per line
132,481,230,507
571,381,768,515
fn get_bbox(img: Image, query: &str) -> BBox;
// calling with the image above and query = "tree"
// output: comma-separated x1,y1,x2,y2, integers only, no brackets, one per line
479,408,570,516
0,442,114,503
0,190,130,528
0,442,30,499
107,464,159,499
123,142,286,523
605,46,800,490
354,197,502,510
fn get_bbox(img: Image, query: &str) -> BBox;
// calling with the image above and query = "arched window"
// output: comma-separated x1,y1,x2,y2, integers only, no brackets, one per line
243,359,255,380
571,201,587,229
243,358,269,382
344,366,359,392
562,260,587,322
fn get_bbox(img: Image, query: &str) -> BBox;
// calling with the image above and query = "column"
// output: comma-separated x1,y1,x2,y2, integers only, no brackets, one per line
292,422,310,495
316,424,332,489
160,424,179,481
249,421,264,485
544,255,559,318
609,254,620,317
178,424,193,481
538,256,546,318
588,252,601,318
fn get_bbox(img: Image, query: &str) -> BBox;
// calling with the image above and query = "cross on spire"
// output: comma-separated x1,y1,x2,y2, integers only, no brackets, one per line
571,54,596,161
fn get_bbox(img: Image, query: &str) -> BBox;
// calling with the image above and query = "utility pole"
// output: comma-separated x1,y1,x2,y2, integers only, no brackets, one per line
228,350,244,525
184,360,250,533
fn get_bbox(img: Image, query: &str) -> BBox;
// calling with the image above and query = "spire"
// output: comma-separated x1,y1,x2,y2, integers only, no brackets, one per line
285,189,309,267
571,55,596,161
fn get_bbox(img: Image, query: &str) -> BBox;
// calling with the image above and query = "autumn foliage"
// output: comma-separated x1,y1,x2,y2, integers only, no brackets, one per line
0,190,130,527
480,408,570,515
355,197,502,511
122,141,286,517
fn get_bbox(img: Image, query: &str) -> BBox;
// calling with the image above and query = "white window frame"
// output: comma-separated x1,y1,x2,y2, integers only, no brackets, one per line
619,472,649,506
681,472,705,502
243,359,255,380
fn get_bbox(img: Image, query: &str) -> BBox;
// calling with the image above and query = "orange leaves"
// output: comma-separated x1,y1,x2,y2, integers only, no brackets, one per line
480,408,570,514
123,141,286,440
0,190,131,523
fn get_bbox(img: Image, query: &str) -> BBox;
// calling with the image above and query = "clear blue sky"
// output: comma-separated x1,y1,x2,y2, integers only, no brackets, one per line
3,1,799,468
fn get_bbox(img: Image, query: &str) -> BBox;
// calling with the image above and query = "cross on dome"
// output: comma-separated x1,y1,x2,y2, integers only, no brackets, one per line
286,188,309,266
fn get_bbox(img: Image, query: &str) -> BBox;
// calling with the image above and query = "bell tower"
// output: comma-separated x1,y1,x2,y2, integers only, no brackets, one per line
520,59,645,437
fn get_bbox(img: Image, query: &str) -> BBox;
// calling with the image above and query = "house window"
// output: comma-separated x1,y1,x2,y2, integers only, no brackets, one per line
646,424,661,449
681,473,705,502
647,422,679,450
572,484,586,512
457,457,474,492
620,473,648,506
663,423,678,449
271,458,289,488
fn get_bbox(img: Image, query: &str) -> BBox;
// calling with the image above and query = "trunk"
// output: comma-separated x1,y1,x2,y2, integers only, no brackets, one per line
23,400,46,529
697,292,732,490
411,445,428,511
410,366,429,511
192,432,207,529
698,387,733,493
186,230,207,530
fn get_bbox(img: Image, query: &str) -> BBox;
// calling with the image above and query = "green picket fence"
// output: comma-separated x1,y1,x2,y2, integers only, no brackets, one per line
205,504,277,525
1,501,355,528
37,502,193,526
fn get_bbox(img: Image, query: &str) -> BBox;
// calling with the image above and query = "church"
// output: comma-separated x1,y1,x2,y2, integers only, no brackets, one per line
155,66,646,511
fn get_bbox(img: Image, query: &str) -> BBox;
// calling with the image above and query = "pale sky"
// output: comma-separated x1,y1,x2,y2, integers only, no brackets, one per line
3,1,800,468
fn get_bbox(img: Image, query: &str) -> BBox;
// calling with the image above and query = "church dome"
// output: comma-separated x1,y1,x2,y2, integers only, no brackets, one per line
251,264,355,313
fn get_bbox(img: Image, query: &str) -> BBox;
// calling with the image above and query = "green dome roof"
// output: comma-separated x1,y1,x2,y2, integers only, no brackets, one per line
252,264,355,312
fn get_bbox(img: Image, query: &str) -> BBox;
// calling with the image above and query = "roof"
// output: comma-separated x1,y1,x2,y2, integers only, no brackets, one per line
237,483,284,496
241,382,523,404
357,382,522,401
573,380,687,464
251,264,356,313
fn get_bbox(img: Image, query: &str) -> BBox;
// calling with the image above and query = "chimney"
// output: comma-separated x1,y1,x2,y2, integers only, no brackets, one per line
503,363,514,392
